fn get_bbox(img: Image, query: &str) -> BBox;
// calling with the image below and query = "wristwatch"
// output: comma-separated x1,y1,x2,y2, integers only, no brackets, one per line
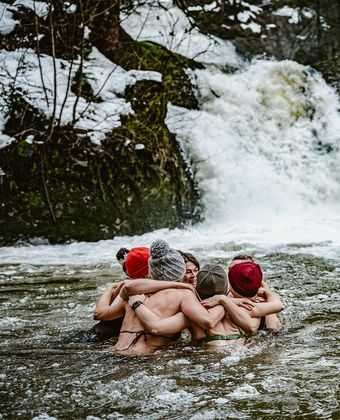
131,300,143,311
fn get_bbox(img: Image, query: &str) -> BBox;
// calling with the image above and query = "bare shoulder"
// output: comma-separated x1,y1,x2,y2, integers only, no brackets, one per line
157,288,190,296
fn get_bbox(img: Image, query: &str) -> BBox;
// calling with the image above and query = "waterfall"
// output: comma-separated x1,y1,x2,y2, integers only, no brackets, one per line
166,60,340,225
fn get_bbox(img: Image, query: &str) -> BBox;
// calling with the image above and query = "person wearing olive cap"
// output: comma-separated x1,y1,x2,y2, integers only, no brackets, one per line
128,263,262,348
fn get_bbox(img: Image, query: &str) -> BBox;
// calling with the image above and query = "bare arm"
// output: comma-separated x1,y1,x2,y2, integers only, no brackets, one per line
203,295,260,335
93,282,126,320
120,279,194,300
180,290,225,330
128,295,189,336
248,287,284,318
264,313,283,331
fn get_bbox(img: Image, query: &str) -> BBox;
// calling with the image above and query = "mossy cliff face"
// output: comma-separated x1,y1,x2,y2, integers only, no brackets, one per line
0,70,199,244
0,5,201,244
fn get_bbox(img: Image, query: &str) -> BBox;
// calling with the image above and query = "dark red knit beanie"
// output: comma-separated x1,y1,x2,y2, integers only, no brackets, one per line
228,261,262,297
125,247,150,279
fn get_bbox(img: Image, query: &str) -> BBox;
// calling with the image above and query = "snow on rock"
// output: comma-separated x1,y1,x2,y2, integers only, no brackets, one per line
0,3,18,35
121,0,241,68
240,21,262,33
13,0,51,19
0,134,15,149
0,47,161,146
273,6,300,24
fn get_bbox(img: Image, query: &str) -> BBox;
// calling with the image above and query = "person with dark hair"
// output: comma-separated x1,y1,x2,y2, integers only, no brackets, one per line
179,251,200,287
128,263,272,349
208,254,283,331
87,246,150,341
116,247,130,274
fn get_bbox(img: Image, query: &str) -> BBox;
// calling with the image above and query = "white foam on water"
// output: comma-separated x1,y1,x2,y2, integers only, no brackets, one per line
1,8,339,264
167,60,340,222
228,383,260,398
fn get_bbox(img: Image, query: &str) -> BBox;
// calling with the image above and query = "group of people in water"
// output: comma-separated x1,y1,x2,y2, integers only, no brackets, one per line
91,239,284,355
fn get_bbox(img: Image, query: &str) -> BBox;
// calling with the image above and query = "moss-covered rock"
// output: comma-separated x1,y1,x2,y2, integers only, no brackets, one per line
0,86,200,244
0,11,201,244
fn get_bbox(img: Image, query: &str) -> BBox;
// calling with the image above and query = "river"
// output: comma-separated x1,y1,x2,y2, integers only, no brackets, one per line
1,1,340,417
1,219,340,418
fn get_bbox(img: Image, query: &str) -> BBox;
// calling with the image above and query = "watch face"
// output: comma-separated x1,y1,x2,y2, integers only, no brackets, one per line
132,301,142,310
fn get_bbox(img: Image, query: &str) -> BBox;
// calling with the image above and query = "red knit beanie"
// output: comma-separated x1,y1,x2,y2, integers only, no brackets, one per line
125,247,150,279
228,261,262,297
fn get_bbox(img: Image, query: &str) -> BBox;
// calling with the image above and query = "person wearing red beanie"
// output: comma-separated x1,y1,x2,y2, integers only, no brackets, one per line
228,260,263,298
125,247,150,279
88,246,149,342
226,255,282,331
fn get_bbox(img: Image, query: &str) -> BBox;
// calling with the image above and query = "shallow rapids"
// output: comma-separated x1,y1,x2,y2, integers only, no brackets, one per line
1,245,339,418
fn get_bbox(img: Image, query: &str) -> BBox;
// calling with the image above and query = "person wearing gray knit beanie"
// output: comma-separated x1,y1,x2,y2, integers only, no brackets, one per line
149,239,185,282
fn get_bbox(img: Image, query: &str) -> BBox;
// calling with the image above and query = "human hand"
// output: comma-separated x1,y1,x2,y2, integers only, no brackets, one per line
128,294,145,306
201,295,223,308
106,282,117,290
256,286,269,301
261,280,270,291
231,297,255,311
107,281,125,303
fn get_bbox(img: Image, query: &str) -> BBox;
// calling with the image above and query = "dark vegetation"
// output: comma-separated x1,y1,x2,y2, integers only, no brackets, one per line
0,0,201,244
0,0,339,244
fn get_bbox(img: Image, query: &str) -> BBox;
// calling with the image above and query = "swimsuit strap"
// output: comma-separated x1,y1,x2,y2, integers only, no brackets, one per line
120,330,148,350
195,290,202,302
119,330,177,351
198,333,245,343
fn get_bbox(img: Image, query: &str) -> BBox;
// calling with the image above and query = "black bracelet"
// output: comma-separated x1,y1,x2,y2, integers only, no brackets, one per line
131,300,143,311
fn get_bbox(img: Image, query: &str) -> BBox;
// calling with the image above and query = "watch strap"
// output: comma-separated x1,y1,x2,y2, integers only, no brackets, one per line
131,300,143,311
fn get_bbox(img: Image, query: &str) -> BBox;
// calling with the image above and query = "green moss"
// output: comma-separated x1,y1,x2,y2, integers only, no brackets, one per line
0,19,202,245
26,192,44,207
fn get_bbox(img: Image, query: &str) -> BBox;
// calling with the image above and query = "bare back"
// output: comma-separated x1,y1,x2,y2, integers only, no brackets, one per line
192,309,259,348
113,289,186,355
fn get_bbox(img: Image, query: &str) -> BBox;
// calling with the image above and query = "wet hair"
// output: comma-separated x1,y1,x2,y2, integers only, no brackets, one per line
231,254,254,262
178,251,200,270
116,248,130,262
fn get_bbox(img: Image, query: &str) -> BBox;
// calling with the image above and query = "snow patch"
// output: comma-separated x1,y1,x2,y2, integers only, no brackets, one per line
121,0,241,68
0,48,161,146
0,3,18,35
273,6,300,24
13,0,51,19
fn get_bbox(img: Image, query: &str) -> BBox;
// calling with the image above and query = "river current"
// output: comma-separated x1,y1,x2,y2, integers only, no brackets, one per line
1,1,340,417
1,226,339,418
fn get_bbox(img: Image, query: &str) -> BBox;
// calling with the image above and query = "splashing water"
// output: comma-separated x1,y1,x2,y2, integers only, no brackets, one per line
167,59,340,224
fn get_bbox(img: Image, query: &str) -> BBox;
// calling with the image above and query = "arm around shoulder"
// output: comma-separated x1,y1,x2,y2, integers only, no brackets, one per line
180,290,225,330
120,279,194,300
249,290,284,318
93,284,126,320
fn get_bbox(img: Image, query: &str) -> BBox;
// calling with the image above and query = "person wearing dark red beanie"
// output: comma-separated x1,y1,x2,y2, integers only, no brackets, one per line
228,260,263,298
226,255,283,331
200,255,284,335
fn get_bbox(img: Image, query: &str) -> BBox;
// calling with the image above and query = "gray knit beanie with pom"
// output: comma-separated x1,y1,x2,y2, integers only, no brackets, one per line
148,239,185,282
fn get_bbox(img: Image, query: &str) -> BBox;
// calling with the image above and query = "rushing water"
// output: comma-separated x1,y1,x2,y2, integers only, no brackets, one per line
0,236,339,418
2,5,340,418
